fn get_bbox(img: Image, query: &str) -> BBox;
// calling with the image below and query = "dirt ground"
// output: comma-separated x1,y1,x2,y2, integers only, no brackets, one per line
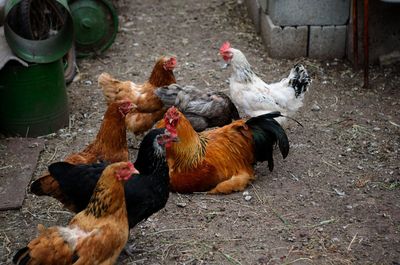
1,0,400,264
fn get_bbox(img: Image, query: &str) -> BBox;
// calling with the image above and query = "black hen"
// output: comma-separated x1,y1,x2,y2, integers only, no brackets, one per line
39,128,172,228
155,84,240,131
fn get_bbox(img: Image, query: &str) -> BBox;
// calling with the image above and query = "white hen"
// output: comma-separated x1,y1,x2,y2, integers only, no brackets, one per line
219,42,311,125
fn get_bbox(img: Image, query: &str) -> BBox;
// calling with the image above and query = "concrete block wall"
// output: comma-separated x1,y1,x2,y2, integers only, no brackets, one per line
267,0,350,26
245,0,351,59
260,14,308,58
309,25,347,59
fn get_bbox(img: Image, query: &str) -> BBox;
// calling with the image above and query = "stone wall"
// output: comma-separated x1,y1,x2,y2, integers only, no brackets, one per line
245,0,400,63
245,0,350,59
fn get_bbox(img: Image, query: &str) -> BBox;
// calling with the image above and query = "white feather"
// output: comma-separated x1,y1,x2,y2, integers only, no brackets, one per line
57,226,96,250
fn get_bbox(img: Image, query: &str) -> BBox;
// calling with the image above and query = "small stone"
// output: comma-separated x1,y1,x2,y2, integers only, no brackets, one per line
244,195,252,201
124,21,135,27
242,191,249,196
311,104,321,111
176,202,187,208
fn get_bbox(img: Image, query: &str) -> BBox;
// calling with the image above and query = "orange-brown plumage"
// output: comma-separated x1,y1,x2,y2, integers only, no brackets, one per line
30,101,133,211
13,162,138,265
161,107,289,194
99,56,177,135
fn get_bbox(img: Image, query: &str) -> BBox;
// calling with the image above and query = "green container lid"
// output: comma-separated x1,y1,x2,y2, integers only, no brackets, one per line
4,0,74,63
0,60,69,137
69,0,118,57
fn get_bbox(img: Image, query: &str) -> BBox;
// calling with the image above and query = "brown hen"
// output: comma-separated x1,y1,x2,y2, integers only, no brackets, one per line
99,56,176,135
30,100,133,211
13,162,138,265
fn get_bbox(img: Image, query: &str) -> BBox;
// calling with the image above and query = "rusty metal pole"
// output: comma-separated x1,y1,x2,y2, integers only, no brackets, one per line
363,0,369,88
352,0,359,68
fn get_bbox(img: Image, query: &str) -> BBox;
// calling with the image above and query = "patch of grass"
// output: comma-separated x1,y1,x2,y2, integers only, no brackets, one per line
384,180,400,190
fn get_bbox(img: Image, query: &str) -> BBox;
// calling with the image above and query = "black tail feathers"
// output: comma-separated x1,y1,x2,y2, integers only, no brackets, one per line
30,178,46,195
246,111,289,171
13,247,30,265
289,64,311,98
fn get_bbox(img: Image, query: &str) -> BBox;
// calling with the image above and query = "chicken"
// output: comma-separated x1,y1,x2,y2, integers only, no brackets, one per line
13,161,139,265
31,128,176,229
99,56,177,135
155,84,240,131
219,42,311,125
30,100,134,210
159,107,289,194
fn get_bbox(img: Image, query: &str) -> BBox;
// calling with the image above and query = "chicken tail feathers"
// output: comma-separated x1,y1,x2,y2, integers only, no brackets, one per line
30,174,61,197
227,97,240,120
12,247,30,265
47,161,106,212
30,162,79,211
214,92,240,120
98,72,128,103
288,64,311,98
246,111,289,171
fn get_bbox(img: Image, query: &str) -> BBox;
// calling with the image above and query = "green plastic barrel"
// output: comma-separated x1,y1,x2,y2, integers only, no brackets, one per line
0,60,69,137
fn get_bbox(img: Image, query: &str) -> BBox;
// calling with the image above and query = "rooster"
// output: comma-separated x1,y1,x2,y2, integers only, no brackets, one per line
155,84,240,131
99,56,177,135
159,107,289,194
219,42,311,125
13,161,139,265
30,100,134,210
31,128,176,229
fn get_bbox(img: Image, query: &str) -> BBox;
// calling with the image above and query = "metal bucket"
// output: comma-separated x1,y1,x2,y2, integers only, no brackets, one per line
4,0,74,63
0,60,69,137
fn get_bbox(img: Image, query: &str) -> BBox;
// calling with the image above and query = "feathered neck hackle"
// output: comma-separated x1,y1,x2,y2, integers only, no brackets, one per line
85,102,128,162
148,56,176,87
166,113,208,170
229,48,255,83
84,164,127,218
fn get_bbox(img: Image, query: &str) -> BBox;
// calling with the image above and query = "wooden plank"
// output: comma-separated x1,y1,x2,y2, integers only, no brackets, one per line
0,138,44,210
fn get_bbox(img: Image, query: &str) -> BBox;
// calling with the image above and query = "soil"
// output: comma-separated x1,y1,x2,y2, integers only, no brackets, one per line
1,0,400,264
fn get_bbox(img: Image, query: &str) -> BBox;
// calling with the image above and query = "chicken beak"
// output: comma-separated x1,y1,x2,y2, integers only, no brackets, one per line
221,62,229,69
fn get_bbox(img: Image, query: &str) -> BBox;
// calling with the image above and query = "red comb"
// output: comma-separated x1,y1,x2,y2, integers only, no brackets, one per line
169,57,177,66
220,42,231,53
166,106,179,118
